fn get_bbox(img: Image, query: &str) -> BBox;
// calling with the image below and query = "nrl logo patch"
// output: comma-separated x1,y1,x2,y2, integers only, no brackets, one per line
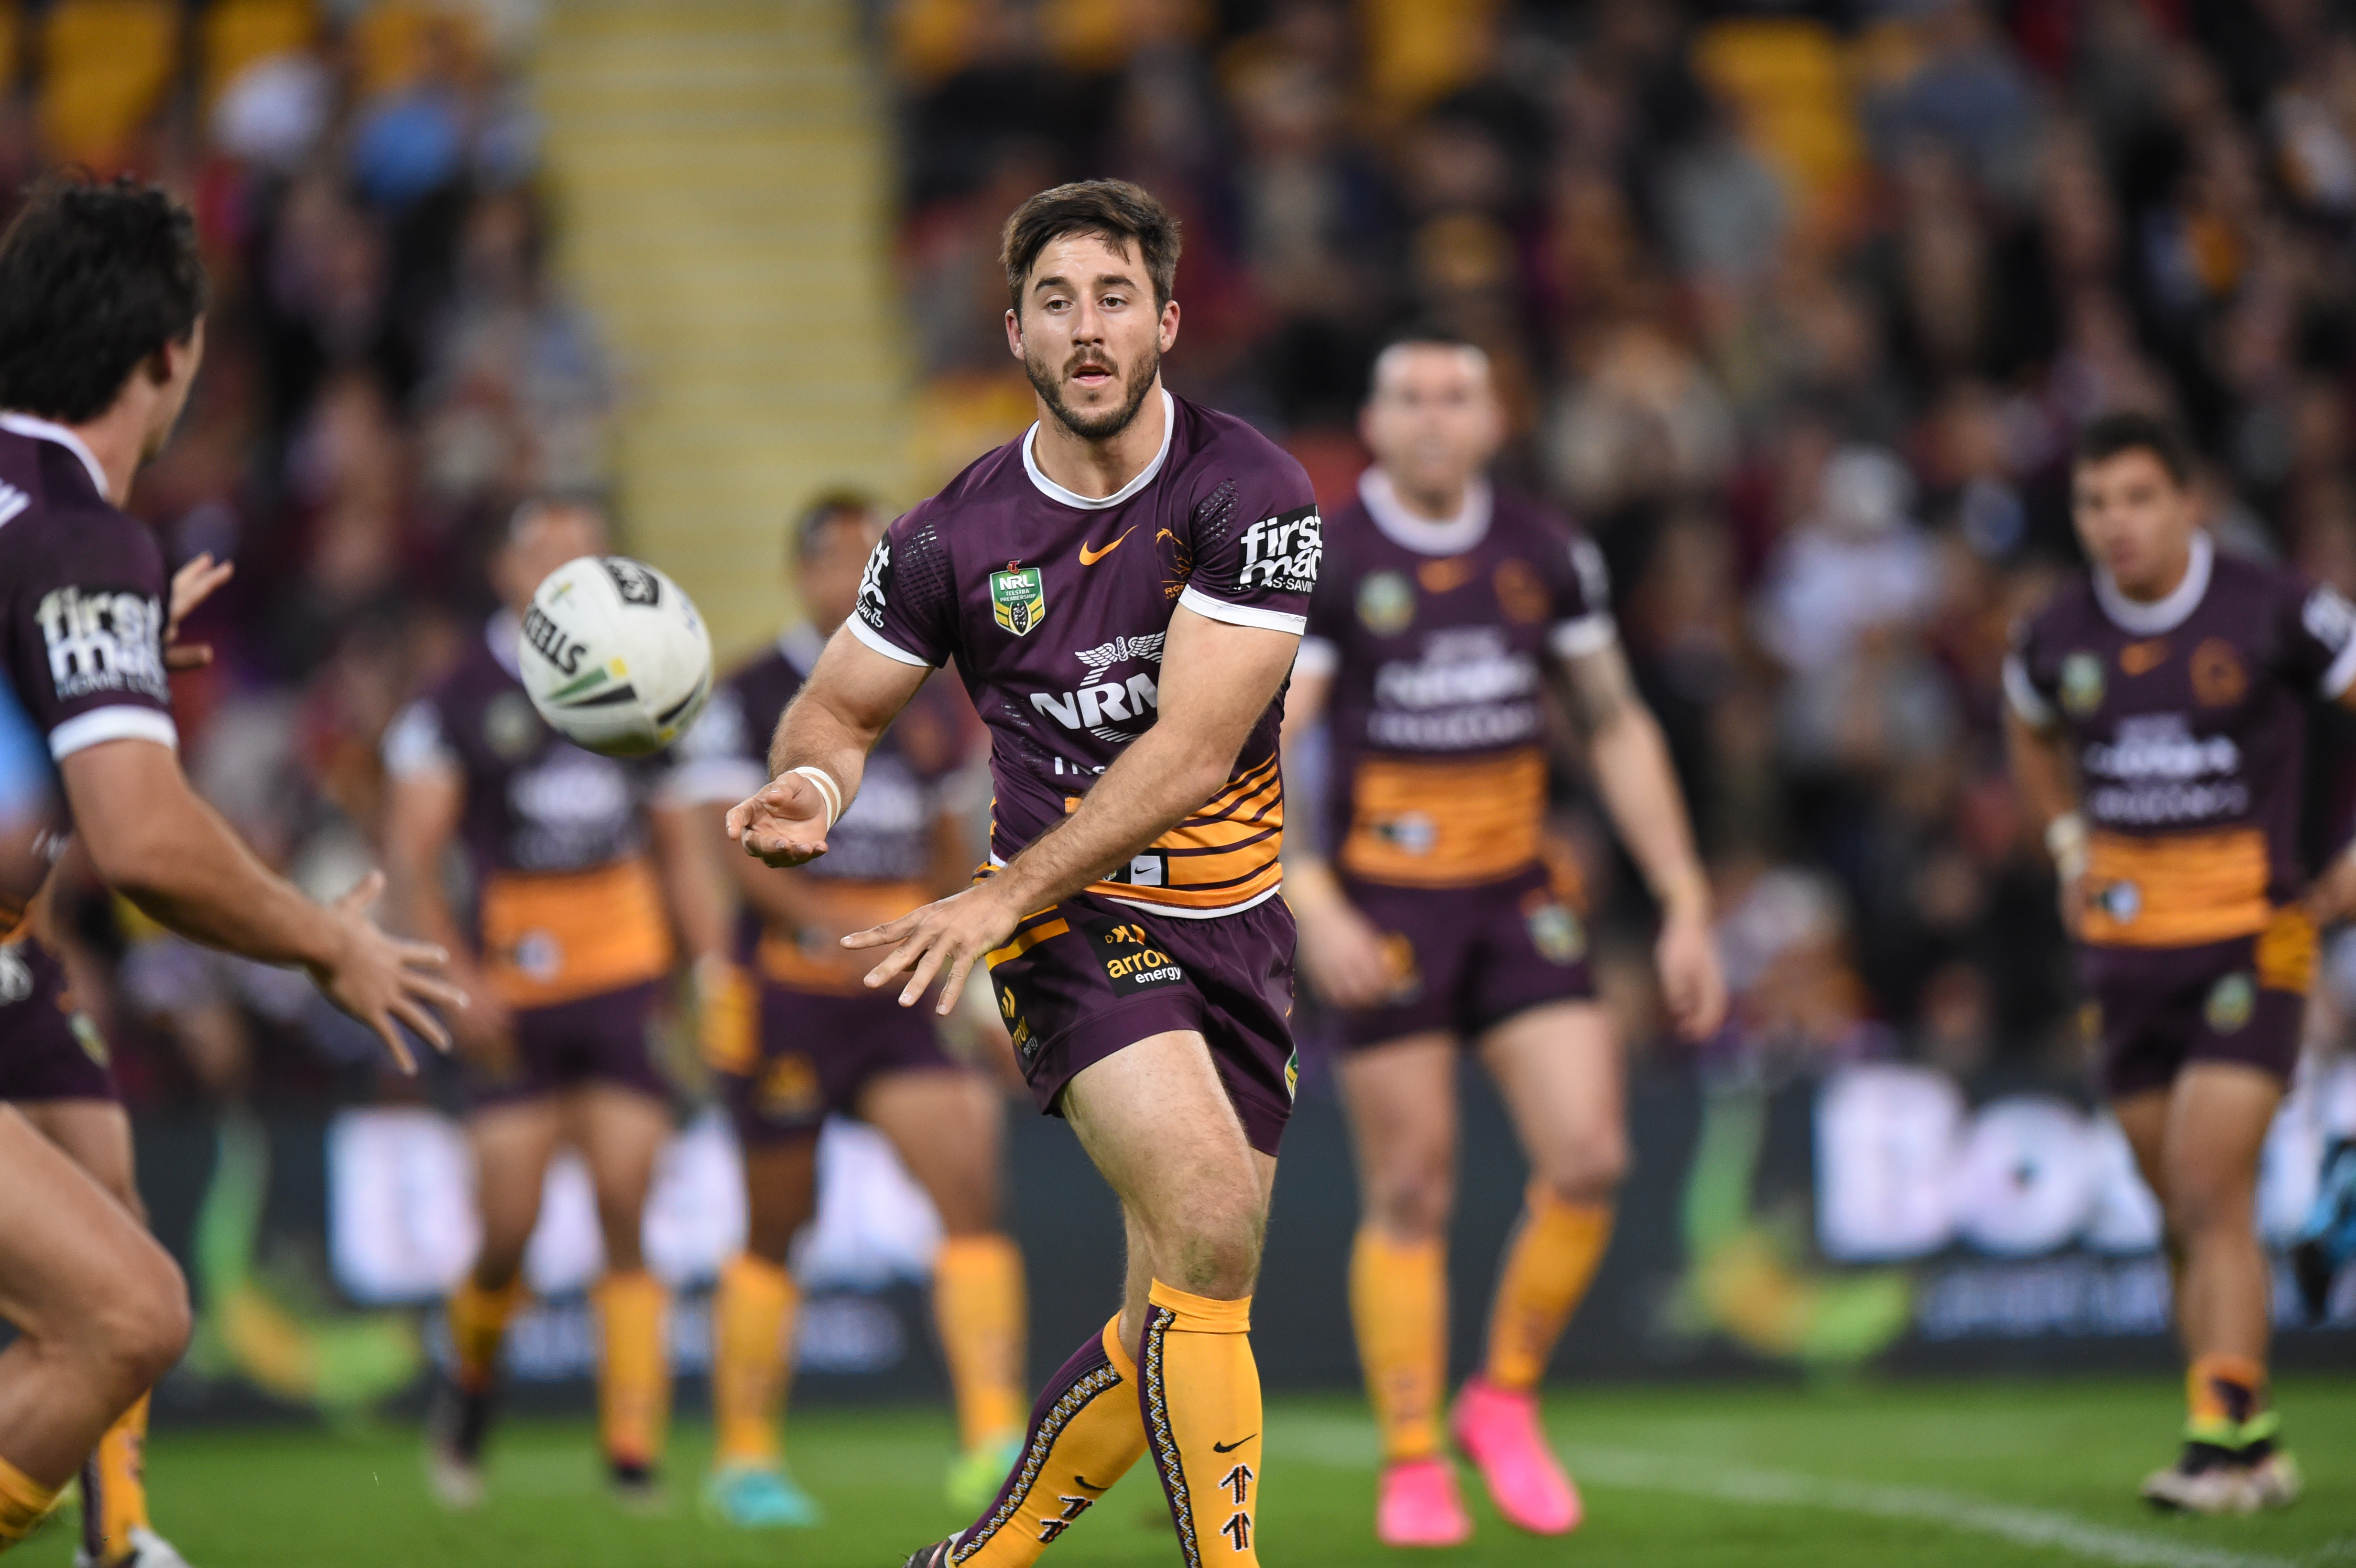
2060,651,2105,716
991,566,1046,637
2203,971,2255,1034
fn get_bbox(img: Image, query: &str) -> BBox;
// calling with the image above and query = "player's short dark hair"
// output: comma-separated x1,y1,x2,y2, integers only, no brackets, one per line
1001,180,1181,315
792,489,878,561
2074,410,2193,487
504,491,610,544
0,174,208,424
1367,325,1490,398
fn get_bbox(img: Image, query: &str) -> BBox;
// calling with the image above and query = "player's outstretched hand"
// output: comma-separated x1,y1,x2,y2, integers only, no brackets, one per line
308,871,466,1074
842,883,1018,1017
164,551,235,670
727,773,831,867
1656,904,1727,1042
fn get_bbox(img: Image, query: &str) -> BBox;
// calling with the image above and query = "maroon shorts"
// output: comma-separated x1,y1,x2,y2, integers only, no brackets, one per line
0,936,115,1102
985,891,1298,1156
466,980,668,1107
1335,865,1594,1049
2081,935,2305,1101
718,980,960,1146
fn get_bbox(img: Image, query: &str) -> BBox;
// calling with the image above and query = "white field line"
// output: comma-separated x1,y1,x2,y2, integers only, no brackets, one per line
1558,1448,2302,1568
1268,1418,2300,1568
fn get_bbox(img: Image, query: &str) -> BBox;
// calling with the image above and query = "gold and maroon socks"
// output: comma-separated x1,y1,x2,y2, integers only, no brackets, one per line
1138,1282,1262,1568
947,1313,1147,1567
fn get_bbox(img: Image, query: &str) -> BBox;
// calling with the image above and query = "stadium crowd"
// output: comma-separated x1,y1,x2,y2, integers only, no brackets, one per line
14,0,2356,1105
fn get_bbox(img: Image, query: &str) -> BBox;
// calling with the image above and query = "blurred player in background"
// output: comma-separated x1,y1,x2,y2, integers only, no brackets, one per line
731,181,1316,1568
383,497,726,1509
1282,334,1725,1546
667,490,1026,1527
2007,411,2355,1513
0,175,456,1562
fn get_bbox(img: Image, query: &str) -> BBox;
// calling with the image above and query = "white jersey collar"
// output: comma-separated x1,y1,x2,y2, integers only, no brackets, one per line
778,620,828,672
1021,388,1175,511
486,610,524,680
1359,467,1491,556
0,412,110,499
2093,531,2213,635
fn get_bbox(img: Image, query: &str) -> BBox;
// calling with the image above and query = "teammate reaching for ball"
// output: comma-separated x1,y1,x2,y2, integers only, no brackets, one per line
0,174,458,1561
1280,332,1725,1546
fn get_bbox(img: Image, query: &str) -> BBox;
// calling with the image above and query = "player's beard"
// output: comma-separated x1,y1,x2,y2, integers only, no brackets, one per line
1027,341,1160,442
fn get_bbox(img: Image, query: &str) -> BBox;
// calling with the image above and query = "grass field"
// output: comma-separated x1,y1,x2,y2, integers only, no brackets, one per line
17,1377,2354,1566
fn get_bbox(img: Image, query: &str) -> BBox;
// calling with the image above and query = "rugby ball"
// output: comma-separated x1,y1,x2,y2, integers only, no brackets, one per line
518,556,713,757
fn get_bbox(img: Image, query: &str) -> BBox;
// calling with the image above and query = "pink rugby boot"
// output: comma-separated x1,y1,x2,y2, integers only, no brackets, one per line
1450,1377,1582,1535
1375,1456,1472,1547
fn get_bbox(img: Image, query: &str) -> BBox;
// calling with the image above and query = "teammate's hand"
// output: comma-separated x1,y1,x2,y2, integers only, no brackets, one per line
726,773,831,867
841,882,1018,1016
164,552,235,671
2308,851,2356,927
1297,896,1396,1011
1656,903,1727,1041
307,871,466,1074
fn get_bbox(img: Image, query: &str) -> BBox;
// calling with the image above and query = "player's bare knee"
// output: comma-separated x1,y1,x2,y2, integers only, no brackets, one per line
1367,1164,1453,1240
1534,1129,1627,1204
1157,1186,1265,1297
85,1252,191,1397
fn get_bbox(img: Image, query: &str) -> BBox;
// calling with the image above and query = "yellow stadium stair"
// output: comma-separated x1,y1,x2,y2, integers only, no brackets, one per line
534,0,908,656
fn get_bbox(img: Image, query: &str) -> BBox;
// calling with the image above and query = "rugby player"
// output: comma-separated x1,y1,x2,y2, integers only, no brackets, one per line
2007,410,2351,1512
667,490,1026,1525
728,180,1317,1568
1281,334,1725,1545
384,498,724,1508
0,175,456,1560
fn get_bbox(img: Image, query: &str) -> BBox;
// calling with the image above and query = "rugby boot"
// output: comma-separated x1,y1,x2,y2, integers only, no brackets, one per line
607,1457,666,1514
902,1540,956,1567
2141,1440,2257,1514
946,1434,1022,1514
75,1525,194,1568
424,1375,494,1509
2291,1137,2355,1322
2242,1448,2304,1510
1374,1456,1473,1547
702,1461,822,1528
1450,1377,1581,1535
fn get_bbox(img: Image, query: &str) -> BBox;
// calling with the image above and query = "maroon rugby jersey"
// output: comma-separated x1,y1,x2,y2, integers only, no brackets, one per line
670,621,980,990
2006,533,2356,950
382,615,674,1006
0,414,175,938
1298,469,1610,888
850,390,1320,917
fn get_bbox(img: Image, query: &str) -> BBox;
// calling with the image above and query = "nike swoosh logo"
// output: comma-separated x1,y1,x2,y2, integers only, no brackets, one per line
1211,1435,1256,1453
1079,527,1136,566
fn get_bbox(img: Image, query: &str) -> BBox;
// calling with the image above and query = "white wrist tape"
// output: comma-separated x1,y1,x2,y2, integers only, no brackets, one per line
789,765,842,831
2045,811,2089,882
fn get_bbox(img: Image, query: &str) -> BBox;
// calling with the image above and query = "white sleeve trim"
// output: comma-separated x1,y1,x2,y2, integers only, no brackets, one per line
2323,633,2356,701
1548,614,1618,661
1178,584,1307,636
1292,636,1339,678
2003,653,2058,730
656,756,769,807
48,705,178,761
845,614,935,668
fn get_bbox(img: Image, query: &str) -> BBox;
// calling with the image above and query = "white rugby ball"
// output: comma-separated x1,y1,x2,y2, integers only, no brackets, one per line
518,555,713,757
